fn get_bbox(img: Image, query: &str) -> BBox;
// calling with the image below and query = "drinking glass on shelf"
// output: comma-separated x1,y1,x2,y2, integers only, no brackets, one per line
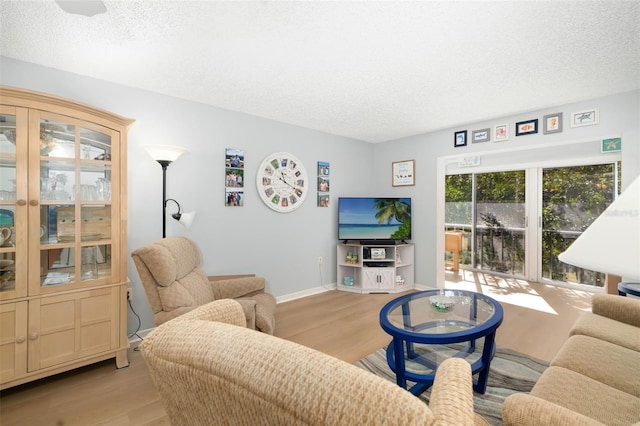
81,246,98,279
96,178,111,201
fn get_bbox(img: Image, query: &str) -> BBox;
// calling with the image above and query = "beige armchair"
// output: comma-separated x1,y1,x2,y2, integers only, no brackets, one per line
140,299,488,426
131,236,277,334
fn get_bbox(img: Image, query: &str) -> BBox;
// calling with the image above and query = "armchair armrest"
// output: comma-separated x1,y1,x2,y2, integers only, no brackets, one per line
592,294,640,327
209,275,266,299
169,299,246,328
429,357,476,425
502,394,605,426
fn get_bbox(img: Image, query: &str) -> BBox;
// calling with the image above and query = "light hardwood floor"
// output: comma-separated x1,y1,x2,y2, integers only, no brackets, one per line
0,272,595,425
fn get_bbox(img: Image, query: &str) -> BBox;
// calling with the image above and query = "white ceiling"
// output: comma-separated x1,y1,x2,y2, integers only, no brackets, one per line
1,1,639,143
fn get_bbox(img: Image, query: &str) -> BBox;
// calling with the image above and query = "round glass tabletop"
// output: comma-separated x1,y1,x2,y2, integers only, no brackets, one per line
380,289,503,343
619,282,640,297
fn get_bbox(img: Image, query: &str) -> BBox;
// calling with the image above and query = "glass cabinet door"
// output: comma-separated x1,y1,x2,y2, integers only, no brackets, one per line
30,112,119,295
0,106,27,300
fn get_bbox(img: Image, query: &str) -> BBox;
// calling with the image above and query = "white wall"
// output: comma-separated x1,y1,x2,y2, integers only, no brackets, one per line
1,57,375,334
373,90,640,289
2,57,638,334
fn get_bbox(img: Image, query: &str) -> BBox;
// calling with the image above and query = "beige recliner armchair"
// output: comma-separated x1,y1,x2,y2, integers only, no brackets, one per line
131,236,277,334
140,299,487,426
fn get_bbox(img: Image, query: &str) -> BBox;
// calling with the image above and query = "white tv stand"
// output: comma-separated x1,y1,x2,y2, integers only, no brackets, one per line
336,242,414,293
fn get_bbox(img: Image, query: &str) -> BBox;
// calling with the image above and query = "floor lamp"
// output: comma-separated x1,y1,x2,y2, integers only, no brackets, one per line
143,145,194,238
558,174,640,292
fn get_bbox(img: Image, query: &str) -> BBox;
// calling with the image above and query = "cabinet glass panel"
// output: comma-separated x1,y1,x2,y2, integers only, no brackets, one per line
39,204,112,287
80,126,112,202
79,164,112,202
0,113,17,199
80,127,111,161
45,205,111,244
40,160,74,202
40,244,111,286
0,206,16,294
0,113,17,295
40,119,74,158
0,113,17,156
40,203,74,287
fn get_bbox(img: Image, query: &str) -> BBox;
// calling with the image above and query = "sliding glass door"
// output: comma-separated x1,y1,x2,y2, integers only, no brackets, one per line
445,170,526,277
541,164,618,287
445,162,620,288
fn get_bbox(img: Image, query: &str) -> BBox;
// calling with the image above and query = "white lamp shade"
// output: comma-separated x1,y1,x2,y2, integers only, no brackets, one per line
558,175,640,281
178,211,196,229
143,145,187,162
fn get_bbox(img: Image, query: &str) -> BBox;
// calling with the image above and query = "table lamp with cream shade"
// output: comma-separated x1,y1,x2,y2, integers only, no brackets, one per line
558,175,640,291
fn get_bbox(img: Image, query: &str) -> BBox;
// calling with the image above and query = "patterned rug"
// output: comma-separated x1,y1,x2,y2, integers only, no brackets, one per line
354,344,548,426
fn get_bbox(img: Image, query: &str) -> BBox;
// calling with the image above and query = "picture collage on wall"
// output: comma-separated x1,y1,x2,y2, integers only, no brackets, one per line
454,107,603,148
317,161,330,207
225,148,244,206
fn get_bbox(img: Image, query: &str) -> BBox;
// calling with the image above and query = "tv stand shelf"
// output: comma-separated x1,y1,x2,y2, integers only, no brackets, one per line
337,243,414,294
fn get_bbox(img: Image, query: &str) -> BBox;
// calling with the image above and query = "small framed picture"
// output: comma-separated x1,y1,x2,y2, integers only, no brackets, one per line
515,119,538,136
601,137,621,153
571,108,599,127
543,113,563,134
454,130,467,147
472,128,490,143
392,159,415,187
494,124,509,142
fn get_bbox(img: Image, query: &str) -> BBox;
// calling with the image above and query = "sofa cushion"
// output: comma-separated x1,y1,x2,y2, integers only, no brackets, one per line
134,238,203,287
570,312,640,352
157,283,196,311
531,366,640,425
551,334,640,397
592,294,640,328
135,244,177,287
156,269,216,312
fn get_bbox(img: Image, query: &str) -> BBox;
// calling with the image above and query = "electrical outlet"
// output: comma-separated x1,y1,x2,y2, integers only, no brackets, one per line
317,256,323,265
127,288,133,301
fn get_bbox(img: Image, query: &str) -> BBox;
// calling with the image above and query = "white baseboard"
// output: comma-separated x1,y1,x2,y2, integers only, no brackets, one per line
275,283,336,303
127,328,154,345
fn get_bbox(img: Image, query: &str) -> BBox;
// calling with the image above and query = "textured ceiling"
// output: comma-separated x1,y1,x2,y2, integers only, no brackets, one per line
1,1,639,143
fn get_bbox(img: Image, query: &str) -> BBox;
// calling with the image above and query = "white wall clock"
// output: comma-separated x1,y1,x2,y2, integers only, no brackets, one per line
256,152,308,212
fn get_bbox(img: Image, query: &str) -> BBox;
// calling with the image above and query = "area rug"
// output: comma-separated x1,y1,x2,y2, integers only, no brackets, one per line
354,344,548,426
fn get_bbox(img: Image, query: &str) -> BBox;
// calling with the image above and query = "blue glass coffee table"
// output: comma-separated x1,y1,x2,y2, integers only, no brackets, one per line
618,282,640,297
380,289,503,395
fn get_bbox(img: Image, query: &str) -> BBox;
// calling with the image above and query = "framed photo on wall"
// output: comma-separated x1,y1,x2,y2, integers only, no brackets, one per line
472,128,491,143
454,130,467,147
571,108,599,127
494,124,509,142
515,119,538,136
392,159,415,187
543,113,563,134
225,148,244,207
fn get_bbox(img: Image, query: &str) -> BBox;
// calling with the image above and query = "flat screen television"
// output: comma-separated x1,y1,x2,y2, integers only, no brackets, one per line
338,197,411,242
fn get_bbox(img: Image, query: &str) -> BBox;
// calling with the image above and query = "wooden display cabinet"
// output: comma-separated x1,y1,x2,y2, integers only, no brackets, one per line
0,86,133,389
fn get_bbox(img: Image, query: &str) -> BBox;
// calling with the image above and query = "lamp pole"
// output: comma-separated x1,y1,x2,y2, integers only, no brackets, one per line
158,160,171,238
143,144,187,238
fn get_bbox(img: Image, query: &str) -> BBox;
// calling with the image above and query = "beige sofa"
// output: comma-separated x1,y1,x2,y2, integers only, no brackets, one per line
140,299,489,426
502,294,640,425
131,236,277,334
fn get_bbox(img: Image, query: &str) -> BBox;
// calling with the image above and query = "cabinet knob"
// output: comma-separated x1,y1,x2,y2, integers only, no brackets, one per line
29,200,39,207
29,332,38,341
15,336,26,344
17,199,27,206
